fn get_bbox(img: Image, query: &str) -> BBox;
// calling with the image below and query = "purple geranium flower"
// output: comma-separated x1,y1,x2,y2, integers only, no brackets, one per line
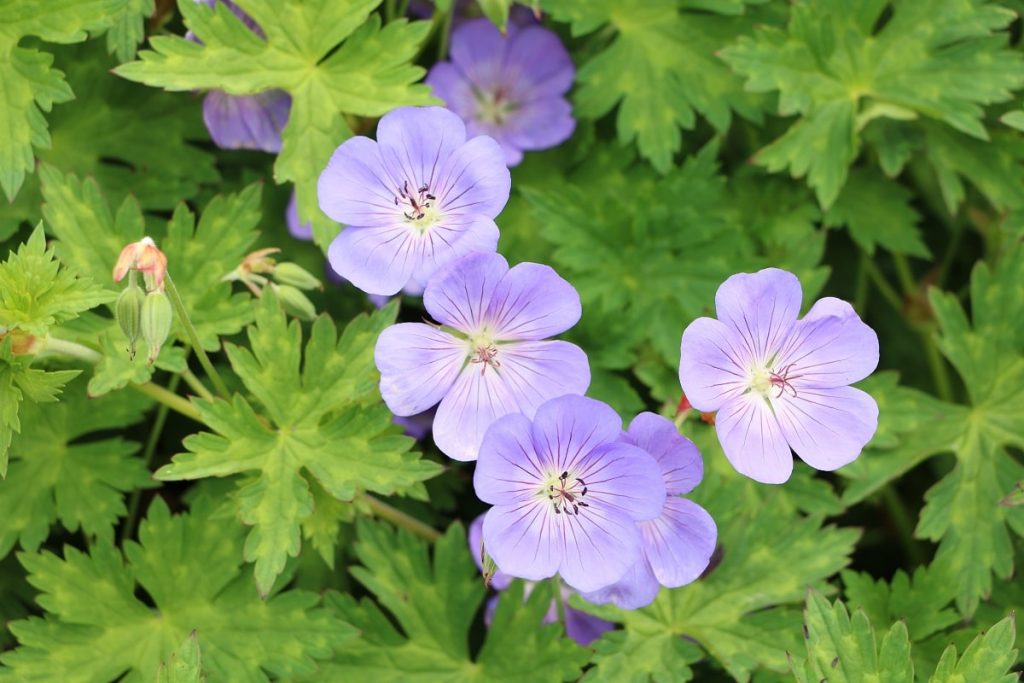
468,515,615,646
426,18,575,166
473,395,666,593
581,413,717,609
317,106,510,296
374,251,590,461
679,268,880,484
189,0,291,153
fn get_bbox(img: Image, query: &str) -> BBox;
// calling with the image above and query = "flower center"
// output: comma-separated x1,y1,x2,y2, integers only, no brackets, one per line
544,470,589,516
750,362,800,399
476,88,517,125
468,333,500,375
395,180,439,230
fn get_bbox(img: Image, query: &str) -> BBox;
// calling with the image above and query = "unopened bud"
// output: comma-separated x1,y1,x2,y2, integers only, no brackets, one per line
113,237,168,291
273,262,322,291
274,284,316,321
116,277,146,360
141,290,173,364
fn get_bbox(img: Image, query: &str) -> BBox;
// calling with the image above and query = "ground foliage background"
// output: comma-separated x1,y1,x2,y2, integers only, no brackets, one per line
0,0,1023,681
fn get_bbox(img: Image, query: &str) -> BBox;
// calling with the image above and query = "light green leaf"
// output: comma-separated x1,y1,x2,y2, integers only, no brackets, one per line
1,497,353,681
477,0,511,31
922,122,1024,214
156,631,205,683
315,522,589,682
928,614,1018,683
0,0,127,201
107,0,154,62
824,167,930,257
1000,109,1024,131
155,295,441,595
842,565,960,643
116,0,434,246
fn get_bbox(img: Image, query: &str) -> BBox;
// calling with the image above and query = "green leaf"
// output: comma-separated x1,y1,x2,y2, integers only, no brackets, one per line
478,0,511,31
107,0,154,62
720,0,1024,207
922,122,1024,214
1000,109,1024,132
316,521,589,682
0,224,112,338
842,565,960,643
1,498,353,681
156,632,206,683
0,376,153,559
824,167,930,257
0,0,127,201
155,295,441,595
542,0,766,172
916,245,1024,615
116,0,434,246
791,590,914,683
928,614,1018,683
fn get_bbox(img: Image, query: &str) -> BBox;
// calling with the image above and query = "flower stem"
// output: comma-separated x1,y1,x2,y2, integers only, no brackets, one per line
39,337,103,364
163,273,231,399
861,258,904,313
436,3,455,61
853,251,870,316
132,381,202,422
181,369,214,401
881,485,926,567
360,493,441,542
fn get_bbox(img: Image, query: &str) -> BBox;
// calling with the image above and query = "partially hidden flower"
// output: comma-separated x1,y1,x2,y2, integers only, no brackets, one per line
113,237,167,291
468,515,615,646
317,106,510,296
473,395,666,593
189,0,291,153
679,268,879,484
581,413,717,610
427,18,575,166
375,251,589,460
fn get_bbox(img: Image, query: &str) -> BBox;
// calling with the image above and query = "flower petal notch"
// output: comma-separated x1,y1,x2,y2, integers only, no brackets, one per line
427,18,576,167
473,395,666,594
679,268,880,484
375,251,590,461
318,106,511,296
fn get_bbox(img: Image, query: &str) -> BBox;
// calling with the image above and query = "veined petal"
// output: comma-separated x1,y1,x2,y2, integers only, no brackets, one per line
574,442,665,522
500,97,576,154
503,25,575,100
433,339,589,461
468,513,513,590
714,268,802,363
376,106,467,191
326,224,418,296
374,323,465,416
642,497,716,588
408,215,501,295
474,412,545,506
557,506,643,593
486,262,582,341
425,62,478,123
679,317,750,412
529,395,622,474
482,503,561,582
318,136,403,227
434,135,511,219
624,412,703,495
423,252,508,333
776,297,879,388
449,19,506,92
773,385,878,472
579,559,660,610
202,90,289,153
715,394,794,484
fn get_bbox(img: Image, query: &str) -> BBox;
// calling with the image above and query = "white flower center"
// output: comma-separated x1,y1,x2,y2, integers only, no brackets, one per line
476,88,517,125
748,359,800,399
395,180,440,231
468,331,500,375
540,469,589,516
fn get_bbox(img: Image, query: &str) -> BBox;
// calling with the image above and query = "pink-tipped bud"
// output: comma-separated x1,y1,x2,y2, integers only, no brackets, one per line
113,237,168,291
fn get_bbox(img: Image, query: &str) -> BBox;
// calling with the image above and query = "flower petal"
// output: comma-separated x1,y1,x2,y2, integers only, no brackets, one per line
486,262,582,341
202,90,290,153
564,606,616,647
449,19,506,92
557,506,643,593
434,135,511,219
285,191,312,241
715,394,794,484
575,442,666,522
408,215,501,294
624,412,703,495
376,106,467,191
482,503,561,582
714,268,802,362
777,297,879,388
503,25,575,100
773,385,879,471
642,497,717,588
474,412,545,506
679,317,750,412
425,61,478,123
374,323,465,416
434,339,590,461
469,513,513,590
422,252,508,333
579,559,660,610
500,96,576,154
326,224,418,296
529,395,622,473
317,136,402,227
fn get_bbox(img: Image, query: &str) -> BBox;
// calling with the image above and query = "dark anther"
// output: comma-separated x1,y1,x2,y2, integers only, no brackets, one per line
581,487,588,496
572,504,579,514
578,501,589,508
554,506,561,514
560,471,568,481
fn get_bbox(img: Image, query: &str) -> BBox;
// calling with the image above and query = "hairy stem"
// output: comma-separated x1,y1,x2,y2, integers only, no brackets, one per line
39,337,103,364
436,3,455,61
133,381,202,422
164,273,231,399
181,369,215,401
360,494,441,542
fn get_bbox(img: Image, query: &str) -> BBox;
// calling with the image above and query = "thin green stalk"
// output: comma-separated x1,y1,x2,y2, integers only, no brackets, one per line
181,369,214,401
133,381,202,422
935,223,965,289
436,3,455,61
360,494,441,542
40,337,103,364
853,251,870,316
121,373,181,543
891,253,918,298
163,274,231,399
384,0,395,21
862,258,904,313
881,485,926,567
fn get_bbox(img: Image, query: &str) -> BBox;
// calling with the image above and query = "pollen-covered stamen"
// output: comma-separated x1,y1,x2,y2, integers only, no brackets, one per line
470,343,501,375
394,180,437,221
769,363,801,398
547,471,589,515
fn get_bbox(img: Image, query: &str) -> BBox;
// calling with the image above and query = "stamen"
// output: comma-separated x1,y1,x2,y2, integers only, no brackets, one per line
769,363,802,398
546,469,590,515
470,344,501,375
394,180,436,224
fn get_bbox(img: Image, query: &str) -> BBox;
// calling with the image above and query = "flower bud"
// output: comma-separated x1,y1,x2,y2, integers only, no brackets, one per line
113,237,168,291
141,290,173,364
116,279,147,359
273,284,316,321
272,262,322,291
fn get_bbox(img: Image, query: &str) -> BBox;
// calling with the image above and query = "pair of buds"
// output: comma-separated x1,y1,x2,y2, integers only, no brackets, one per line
113,238,172,364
